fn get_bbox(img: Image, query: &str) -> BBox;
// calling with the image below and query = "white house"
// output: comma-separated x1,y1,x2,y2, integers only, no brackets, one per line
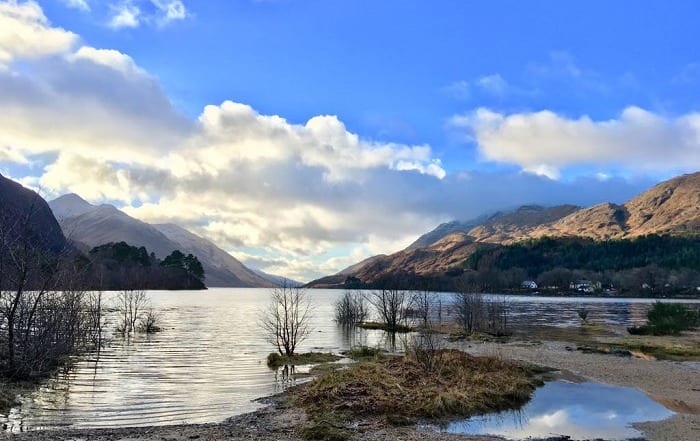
521,280,538,289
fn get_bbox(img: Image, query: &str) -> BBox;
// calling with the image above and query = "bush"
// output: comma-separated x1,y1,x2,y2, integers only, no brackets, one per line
628,302,699,336
341,345,382,360
334,291,368,326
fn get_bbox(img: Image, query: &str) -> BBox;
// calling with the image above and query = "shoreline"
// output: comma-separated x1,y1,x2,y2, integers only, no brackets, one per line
2,334,698,440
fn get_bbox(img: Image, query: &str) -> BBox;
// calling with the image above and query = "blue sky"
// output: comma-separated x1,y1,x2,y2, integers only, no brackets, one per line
1,1,699,280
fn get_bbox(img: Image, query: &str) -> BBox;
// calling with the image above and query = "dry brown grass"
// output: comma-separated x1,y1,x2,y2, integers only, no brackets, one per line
296,349,541,421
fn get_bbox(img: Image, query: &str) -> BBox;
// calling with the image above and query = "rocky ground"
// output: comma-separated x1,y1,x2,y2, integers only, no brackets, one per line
1,332,698,441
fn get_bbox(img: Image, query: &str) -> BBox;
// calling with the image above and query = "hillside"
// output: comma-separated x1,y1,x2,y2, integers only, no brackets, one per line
154,223,274,288
0,174,66,254
308,172,700,288
0,176,204,291
50,194,275,288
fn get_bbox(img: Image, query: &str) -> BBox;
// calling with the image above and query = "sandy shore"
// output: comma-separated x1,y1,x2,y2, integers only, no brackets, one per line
452,339,700,441
1,336,698,441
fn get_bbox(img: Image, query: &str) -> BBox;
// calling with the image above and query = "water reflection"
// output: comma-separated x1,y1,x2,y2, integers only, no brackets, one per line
2,289,694,431
444,381,674,440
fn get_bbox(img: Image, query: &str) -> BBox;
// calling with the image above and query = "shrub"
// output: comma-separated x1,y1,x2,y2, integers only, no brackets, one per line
628,302,699,335
334,291,368,326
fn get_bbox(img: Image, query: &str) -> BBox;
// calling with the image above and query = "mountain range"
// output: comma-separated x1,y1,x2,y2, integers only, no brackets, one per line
49,194,278,287
308,172,700,287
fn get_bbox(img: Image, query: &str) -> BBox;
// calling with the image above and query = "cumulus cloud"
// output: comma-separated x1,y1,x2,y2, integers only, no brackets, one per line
0,0,77,66
450,106,700,179
108,1,140,28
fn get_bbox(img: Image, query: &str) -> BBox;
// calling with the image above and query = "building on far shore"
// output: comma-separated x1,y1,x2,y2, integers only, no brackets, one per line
521,280,538,289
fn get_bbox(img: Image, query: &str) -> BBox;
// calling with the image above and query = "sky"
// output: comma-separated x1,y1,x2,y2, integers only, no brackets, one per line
1,0,699,282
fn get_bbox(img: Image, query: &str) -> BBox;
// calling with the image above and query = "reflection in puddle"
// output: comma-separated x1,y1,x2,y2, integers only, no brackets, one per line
443,381,673,440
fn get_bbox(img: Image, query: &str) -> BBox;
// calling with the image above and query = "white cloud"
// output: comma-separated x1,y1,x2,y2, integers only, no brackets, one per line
109,1,140,29
72,46,144,75
151,0,187,24
0,0,77,66
477,74,508,96
62,0,90,11
450,106,700,178
108,1,187,29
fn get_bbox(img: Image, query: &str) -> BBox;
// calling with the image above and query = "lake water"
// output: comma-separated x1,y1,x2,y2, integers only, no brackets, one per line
441,381,674,440
1,288,697,431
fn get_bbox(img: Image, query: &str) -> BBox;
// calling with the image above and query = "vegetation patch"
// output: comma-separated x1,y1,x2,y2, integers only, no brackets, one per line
589,335,700,361
627,302,699,336
296,349,541,424
448,330,511,343
340,345,384,361
267,352,342,369
356,321,412,333
299,417,350,441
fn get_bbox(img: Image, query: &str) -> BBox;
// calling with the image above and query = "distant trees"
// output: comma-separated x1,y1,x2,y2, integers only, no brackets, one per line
261,284,313,356
160,250,205,289
87,243,206,290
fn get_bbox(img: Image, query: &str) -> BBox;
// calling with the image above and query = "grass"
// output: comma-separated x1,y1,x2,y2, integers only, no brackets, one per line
448,330,512,343
295,349,542,424
356,321,412,333
341,345,384,360
593,334,700,361
266,352,342,369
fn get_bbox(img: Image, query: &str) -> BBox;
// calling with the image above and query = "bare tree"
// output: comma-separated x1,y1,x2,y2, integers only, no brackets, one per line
261,284,313,356
366,288,412,333
452,291,485,334
115,289,149,334
412,289,436,329
335,290,368,326
485,296,511,335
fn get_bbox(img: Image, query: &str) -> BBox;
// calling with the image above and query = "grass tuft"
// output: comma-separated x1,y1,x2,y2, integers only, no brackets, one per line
356,321,412,333
296,349,541,422
267,352,342,369
341,345,383,360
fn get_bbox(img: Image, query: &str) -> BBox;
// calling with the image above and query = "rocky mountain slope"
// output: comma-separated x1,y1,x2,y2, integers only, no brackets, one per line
49,194,275,288
0,173,66,254
308,172,700,287
154,223,274,288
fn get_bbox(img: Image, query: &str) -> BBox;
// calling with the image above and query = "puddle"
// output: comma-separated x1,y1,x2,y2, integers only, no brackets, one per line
439,381,674,440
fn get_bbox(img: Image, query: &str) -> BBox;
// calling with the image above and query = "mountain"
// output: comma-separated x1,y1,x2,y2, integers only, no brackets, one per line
49,194,275,287
305,254,387,288
531,173,700,240
250,268,303,287
0,173,66,254
308,172,700,287
50,195,182,259
153,223,274,288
